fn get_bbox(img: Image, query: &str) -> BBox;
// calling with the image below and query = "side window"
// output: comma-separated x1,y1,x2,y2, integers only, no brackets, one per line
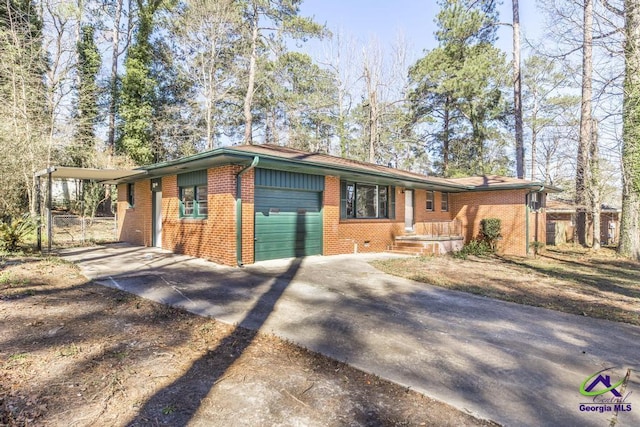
441,192,449,212
177,170,208,219
127,183,135,207
426,191,434,211
179,185,208,218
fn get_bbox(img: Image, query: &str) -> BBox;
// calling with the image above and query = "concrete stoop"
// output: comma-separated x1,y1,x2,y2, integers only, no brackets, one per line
386,235,464,256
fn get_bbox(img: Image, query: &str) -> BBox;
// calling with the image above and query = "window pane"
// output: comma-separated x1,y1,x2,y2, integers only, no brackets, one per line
196,185,208,216
346,183,355,218
441,192,449,211
378,186,388,218
426,191,433,211
356,184,377,218
181,187,194,216
128,183,135,206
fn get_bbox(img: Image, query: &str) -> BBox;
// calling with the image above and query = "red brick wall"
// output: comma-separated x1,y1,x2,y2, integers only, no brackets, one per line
452,190,546,257
117,180,152,246
118,165,250,266
240,168,255,265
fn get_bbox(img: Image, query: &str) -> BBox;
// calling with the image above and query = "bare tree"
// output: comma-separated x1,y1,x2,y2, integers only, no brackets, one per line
173,0,241,150
0,0,48,215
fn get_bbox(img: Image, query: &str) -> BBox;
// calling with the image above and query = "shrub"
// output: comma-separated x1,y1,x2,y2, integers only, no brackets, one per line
480,218,502,251
452,239,492,259
0,214,36,252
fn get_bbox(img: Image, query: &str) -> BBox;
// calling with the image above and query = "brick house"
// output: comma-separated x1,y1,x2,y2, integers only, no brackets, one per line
112,144,559,266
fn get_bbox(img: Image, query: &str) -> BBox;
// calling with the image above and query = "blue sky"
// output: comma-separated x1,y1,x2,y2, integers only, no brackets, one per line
299,0,544,59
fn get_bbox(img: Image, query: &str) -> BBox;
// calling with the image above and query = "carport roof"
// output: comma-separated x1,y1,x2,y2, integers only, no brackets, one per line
35,166,147,181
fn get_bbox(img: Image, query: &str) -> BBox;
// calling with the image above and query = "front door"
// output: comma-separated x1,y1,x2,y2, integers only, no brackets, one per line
152,191,162,248
405,190,414,231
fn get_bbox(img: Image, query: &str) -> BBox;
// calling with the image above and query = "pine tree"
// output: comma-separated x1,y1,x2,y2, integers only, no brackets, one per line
117,0,163,165
72,25,100,168
408,0,510,177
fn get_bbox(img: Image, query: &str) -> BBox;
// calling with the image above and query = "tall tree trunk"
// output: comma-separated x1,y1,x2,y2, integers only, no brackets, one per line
530,92,539,181
513,0,524,179
368,90,378,163
589,119,600,250
619,0,640,259
576,0,593,246
443,95,451,176
243,5,258,145
107,0,123,156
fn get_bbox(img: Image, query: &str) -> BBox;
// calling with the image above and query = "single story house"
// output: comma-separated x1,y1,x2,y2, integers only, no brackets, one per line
546,199,620,246
108,144,560,266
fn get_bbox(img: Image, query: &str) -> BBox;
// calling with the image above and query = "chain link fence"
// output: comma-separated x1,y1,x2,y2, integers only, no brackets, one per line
50,214,117,246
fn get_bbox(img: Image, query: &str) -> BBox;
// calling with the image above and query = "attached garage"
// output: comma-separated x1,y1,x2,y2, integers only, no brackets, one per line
254,169,324,262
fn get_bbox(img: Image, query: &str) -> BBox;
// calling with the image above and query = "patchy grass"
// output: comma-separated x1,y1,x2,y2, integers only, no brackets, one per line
372,246,640,326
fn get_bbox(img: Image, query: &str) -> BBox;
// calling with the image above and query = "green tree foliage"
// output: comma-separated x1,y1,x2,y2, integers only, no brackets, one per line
117,0,164,165
71,25,101,168
407,0,510,177
150,35,202,160
258,51,337,150
240,0,326,144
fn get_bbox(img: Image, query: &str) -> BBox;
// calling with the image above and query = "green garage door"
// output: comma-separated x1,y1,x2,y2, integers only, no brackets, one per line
254,185,323,262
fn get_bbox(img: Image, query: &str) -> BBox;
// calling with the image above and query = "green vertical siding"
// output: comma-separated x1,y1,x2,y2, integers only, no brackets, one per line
177,170,207,187
255,168,324,191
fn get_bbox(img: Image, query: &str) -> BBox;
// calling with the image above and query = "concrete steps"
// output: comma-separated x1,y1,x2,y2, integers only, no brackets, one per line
388,240,441,256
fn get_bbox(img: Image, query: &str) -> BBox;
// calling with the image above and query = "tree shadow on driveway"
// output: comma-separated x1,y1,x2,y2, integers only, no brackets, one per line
126,257,303,426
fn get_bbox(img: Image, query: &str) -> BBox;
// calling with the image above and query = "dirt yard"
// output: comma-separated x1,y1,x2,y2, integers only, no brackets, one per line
0,256,496,427
373,246,640,326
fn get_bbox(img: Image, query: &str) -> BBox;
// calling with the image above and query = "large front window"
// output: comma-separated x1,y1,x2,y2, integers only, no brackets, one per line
342,181,393,219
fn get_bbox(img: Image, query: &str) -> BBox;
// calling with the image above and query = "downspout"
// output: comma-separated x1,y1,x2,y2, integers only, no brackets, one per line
236,156,259,266
525,198,530,256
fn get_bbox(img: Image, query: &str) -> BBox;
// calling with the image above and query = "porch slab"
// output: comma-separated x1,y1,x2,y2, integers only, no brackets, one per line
396,235,464,241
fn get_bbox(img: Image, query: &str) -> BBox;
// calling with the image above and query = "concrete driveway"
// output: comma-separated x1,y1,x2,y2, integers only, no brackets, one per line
60,243,640,427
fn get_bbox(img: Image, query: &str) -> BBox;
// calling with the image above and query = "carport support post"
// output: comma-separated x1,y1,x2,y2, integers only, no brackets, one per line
36,176,41,251
235,156,259,266
47,171,52,253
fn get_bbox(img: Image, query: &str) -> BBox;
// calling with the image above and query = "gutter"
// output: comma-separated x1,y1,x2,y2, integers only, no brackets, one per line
236,156,259,266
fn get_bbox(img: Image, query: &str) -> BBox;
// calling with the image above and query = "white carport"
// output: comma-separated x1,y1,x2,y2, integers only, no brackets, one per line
34,166,147,252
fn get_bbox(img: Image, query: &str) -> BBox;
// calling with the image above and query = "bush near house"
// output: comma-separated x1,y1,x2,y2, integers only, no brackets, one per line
479,218,502,251
453,218,502,259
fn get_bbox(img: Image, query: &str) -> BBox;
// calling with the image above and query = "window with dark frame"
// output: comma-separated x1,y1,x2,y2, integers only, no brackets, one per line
341,181,392,219
441,192,449,211
426,191,434,211
127,183,135,207
527,192,543,211
180,184,208,218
